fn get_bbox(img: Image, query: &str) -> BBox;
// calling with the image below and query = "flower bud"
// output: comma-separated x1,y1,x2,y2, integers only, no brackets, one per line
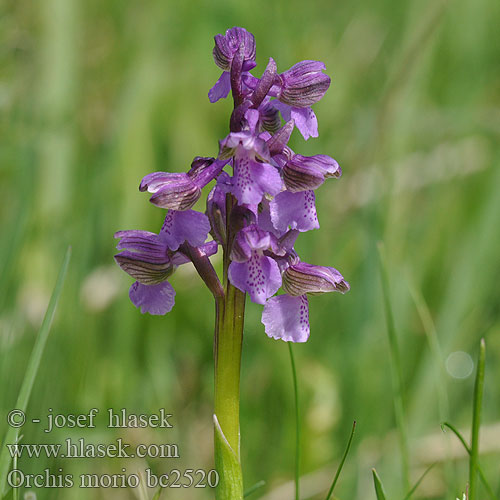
283,261,349,296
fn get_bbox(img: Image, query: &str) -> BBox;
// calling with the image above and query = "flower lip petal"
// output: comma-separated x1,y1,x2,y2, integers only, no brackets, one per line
228,255,281,304
129,281,176,315
262,294,310,342
270,190,319,233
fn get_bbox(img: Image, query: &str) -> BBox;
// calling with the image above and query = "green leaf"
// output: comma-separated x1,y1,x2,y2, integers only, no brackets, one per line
441,422,497,500
372,469,388,500
214,414,244,500
0,247,71,497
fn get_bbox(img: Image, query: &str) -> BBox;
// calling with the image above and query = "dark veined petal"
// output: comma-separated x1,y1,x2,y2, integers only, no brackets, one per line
114,230,173,285
277,60,331,107
213,27,256,71
283,154,341,192
282,261,349,296
140,172,201,211
114,251,173,285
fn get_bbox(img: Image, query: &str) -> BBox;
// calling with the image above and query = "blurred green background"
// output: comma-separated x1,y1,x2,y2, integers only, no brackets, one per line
1,0,500,498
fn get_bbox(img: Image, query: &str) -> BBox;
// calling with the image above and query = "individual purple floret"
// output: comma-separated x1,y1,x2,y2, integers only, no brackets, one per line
228,225,283,304
114,210,217,314
262,259,349,342
114,26,348,342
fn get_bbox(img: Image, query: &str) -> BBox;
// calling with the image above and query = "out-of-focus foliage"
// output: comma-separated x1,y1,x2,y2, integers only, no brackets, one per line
1,0,499,498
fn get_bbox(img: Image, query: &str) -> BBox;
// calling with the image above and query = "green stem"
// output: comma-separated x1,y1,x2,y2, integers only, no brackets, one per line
288,343,300,500
214,282,246,499
215,284,245,456
214,194,246,500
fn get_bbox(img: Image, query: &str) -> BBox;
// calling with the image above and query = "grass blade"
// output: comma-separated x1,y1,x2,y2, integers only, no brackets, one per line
0,246,71,496
407,280,449,421
288,343,300,500
244,480,266,498
470,339,485,500
441,422,497,500
372,469,388,500
324,421,356,500
377,242,410,491
403,463,436,500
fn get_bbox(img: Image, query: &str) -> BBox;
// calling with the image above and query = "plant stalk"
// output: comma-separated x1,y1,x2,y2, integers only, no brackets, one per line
214,195,246,499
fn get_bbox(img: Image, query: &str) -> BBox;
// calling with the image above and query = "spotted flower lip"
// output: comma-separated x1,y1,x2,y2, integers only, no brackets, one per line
262,294,310,342
283,153,341,192
270,190,319,232
282,261,349,296
228,225,282,304
277,60,331,108
213,27,256,72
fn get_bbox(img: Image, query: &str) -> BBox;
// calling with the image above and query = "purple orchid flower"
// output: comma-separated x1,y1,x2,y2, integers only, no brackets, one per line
114,26,348,344
228,224,283,304
114,210,217,314
139,157,227,210
262,260,349,342
219,109,282,205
